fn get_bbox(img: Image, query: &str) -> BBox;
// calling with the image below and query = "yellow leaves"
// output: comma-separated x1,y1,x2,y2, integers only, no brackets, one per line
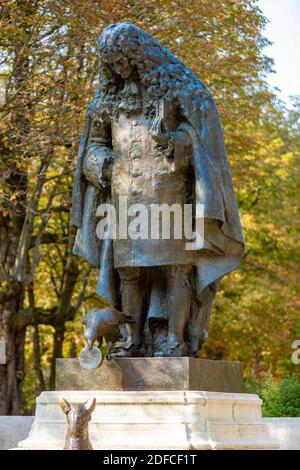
281,152,295,166
263,222,278,235
241,213,258,231
275,167,288,180
274,151,296,181
0,280,9,290
230,271,244,283
261,350,271,357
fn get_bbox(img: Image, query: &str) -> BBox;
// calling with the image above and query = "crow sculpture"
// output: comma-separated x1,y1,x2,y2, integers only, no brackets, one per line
82,307,135,358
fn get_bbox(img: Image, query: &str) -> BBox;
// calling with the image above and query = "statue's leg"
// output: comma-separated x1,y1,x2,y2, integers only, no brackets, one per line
114,266,144,356
146,268,168,355
154,265,193,357
167,265,193,352
186,281,219,356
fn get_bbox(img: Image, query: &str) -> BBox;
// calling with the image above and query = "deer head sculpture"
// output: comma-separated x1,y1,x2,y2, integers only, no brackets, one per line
60,397,96,450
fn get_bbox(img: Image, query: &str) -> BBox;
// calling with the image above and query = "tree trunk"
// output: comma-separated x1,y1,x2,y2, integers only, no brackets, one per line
49,327,65,390
0,296,23,415
0,1,43,414
32,326,46,393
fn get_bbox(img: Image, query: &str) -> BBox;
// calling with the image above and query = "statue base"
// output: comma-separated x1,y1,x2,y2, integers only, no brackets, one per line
18,390,278,450
17,358,278,449
56,357,244,393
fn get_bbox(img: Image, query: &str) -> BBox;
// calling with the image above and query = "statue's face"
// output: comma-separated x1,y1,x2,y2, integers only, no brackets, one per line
111,54,133,80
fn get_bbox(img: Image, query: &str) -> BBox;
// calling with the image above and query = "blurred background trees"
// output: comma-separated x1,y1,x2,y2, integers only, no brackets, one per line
0,0,299,414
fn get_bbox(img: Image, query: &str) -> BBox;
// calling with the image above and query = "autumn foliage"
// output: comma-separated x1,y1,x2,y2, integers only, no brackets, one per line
0,0,299,414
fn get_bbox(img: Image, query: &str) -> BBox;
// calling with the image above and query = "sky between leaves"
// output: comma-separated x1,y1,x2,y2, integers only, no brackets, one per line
258,0,300,106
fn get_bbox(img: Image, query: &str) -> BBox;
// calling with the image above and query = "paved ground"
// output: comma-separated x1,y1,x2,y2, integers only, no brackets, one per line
264,418,300,450
1,416,300,450
0,416,34,450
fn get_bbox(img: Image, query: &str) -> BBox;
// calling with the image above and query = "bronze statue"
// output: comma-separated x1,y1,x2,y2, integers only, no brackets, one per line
72,22,244,358
83,307,135,358
60,397,96,450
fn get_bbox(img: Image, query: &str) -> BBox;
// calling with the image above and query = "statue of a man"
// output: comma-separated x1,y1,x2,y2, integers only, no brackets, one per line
72,22,244,358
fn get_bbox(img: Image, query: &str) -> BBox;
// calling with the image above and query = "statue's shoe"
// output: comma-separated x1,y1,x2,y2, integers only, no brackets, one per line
109,341,145,358
153,342,188,357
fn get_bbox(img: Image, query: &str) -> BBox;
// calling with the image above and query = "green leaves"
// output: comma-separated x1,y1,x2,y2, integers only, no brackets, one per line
246,376,300,417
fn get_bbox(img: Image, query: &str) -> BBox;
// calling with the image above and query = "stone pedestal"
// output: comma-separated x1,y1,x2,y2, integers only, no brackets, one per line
17,358,278,449
56,357,244,393
18,390,278,450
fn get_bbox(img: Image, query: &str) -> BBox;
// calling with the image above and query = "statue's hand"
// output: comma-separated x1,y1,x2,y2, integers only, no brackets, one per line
151,117,170,148
83,145,113,189
99,157,113,189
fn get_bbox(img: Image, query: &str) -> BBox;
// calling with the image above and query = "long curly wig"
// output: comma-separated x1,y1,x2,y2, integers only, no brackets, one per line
89,21,210,123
